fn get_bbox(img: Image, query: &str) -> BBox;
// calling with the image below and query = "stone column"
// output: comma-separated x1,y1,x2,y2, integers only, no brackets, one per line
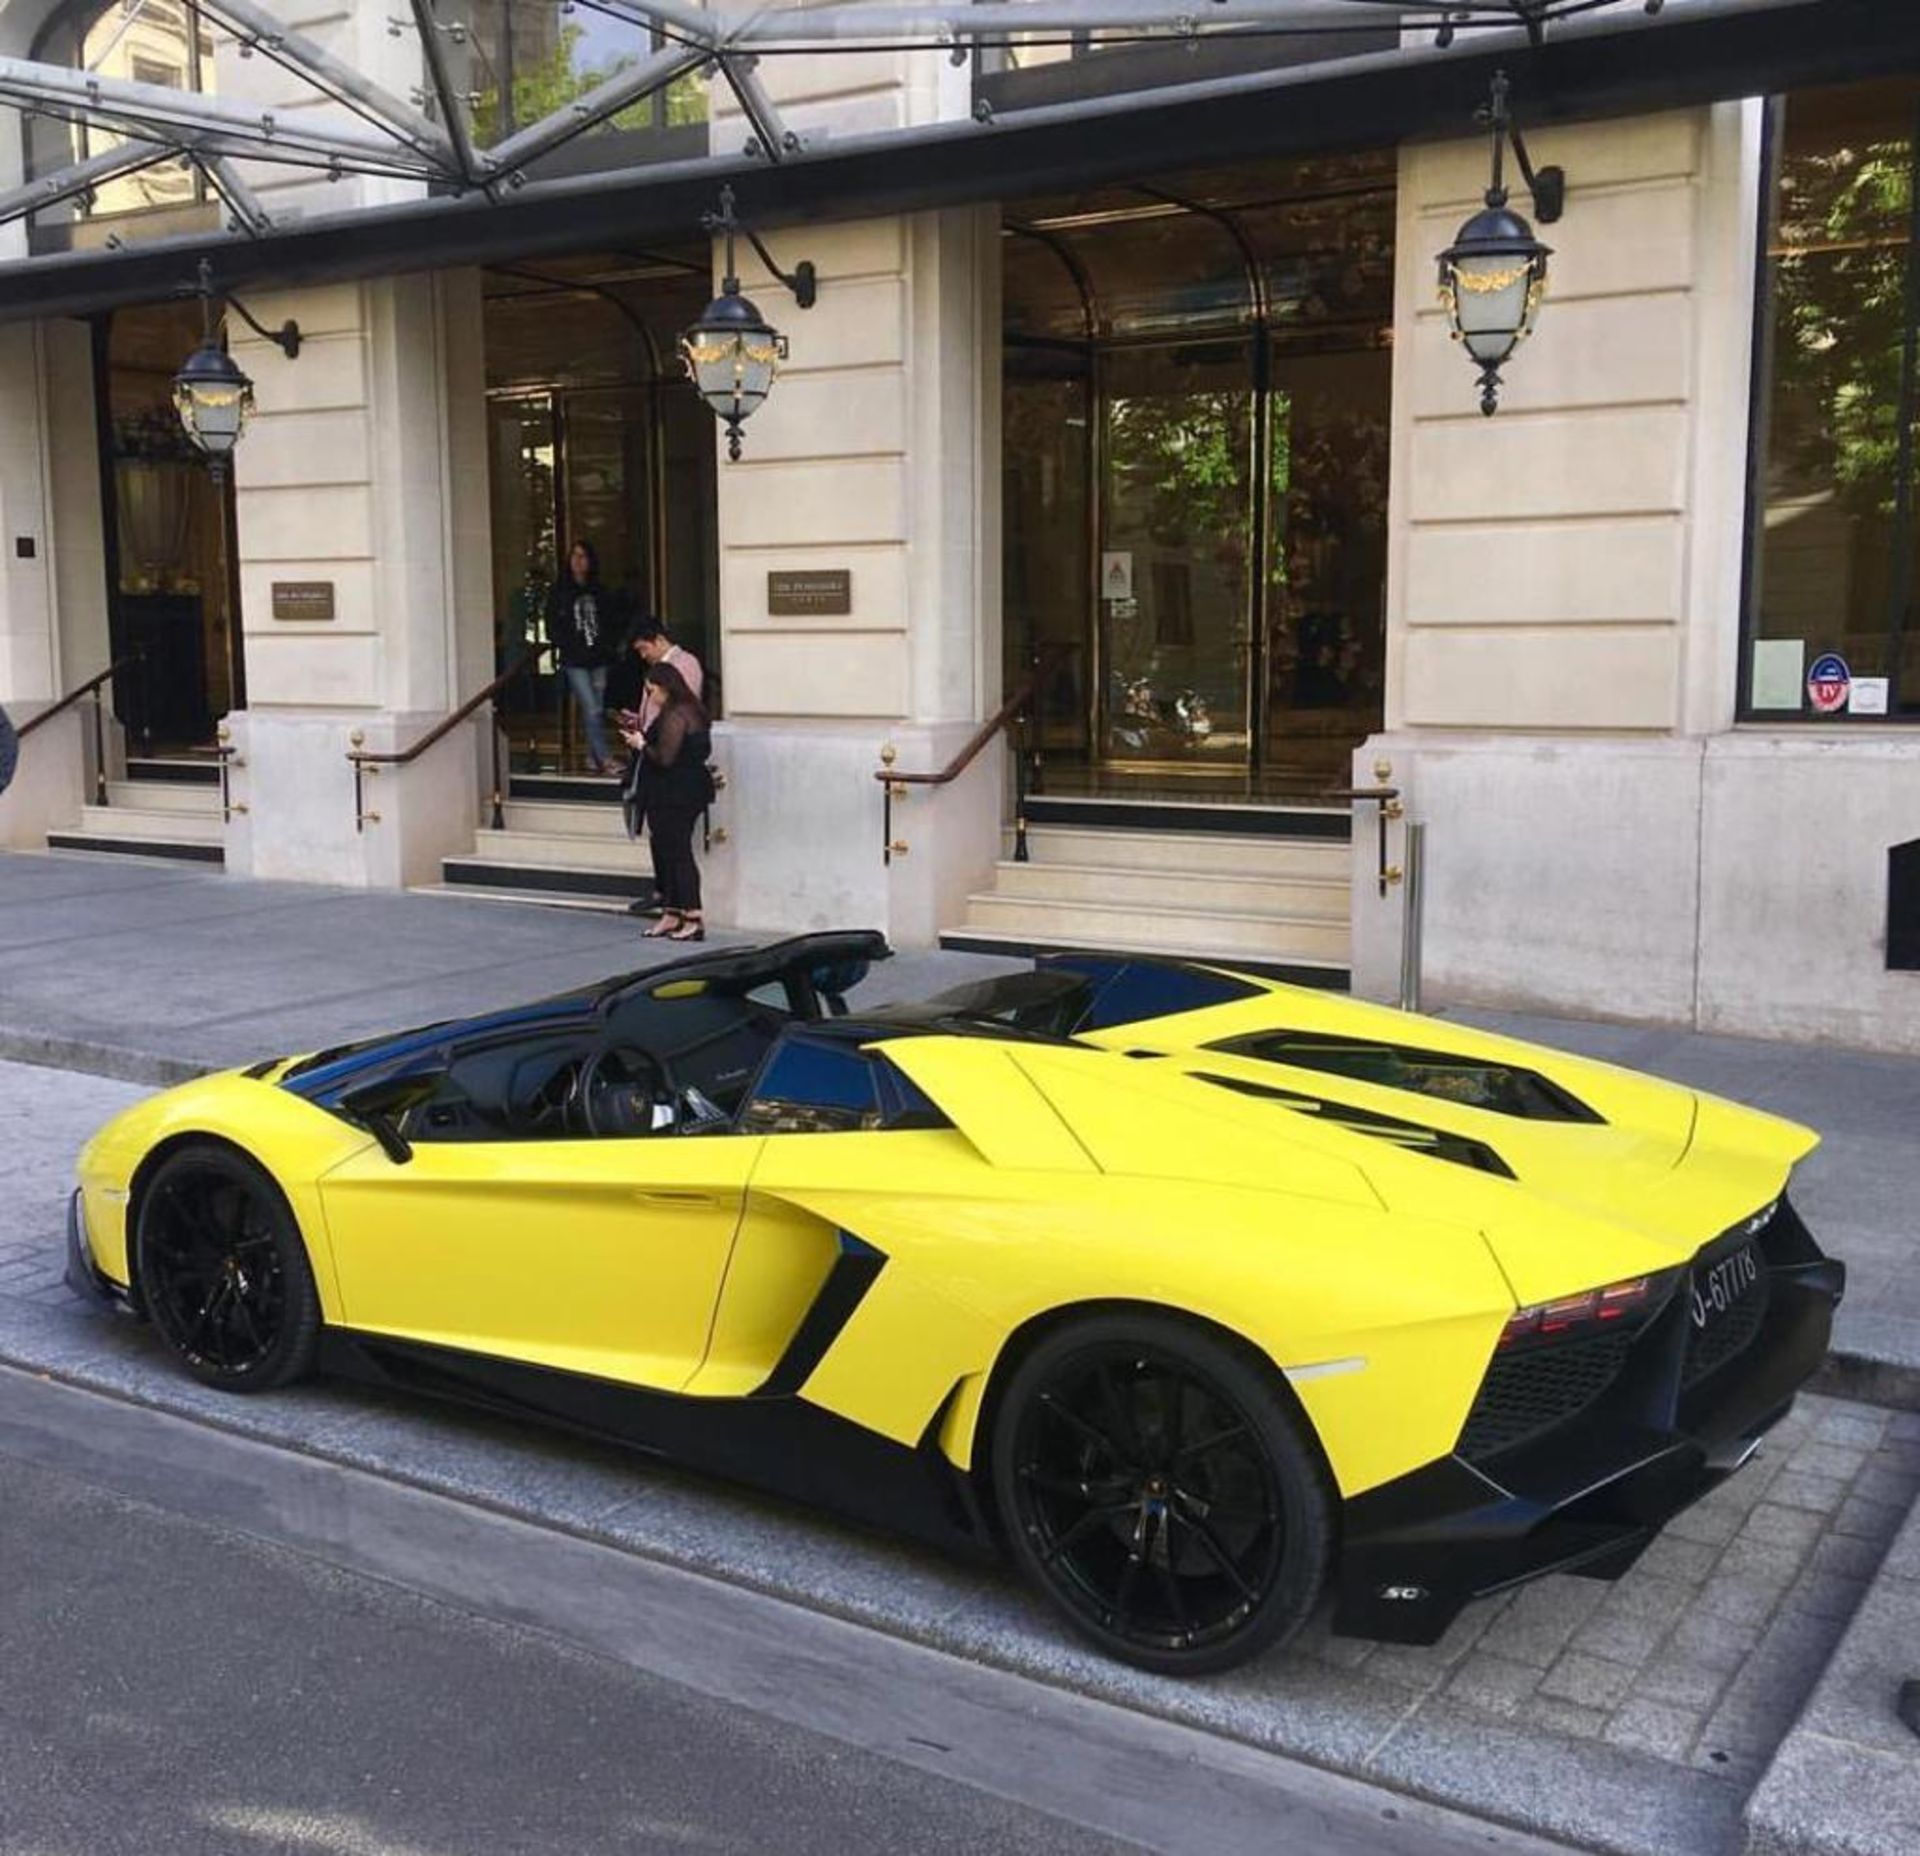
224,268,493,889
0,318,106,849
703,40,1000,945
1357,103,1764,1022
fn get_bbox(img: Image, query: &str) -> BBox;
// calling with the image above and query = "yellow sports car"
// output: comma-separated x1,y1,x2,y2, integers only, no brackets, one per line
68,933,1843,1675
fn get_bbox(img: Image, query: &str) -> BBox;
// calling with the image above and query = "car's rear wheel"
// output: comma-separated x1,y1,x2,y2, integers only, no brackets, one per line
991,1314,1334,1676
134,1145,320,1393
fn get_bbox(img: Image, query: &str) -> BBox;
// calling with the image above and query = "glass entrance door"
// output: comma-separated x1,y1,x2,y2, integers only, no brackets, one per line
489,392,559,759
1260,347,1392,787
1003,148,1396,793
482,255,718,773
98,299,245,754
1098,341,1254,771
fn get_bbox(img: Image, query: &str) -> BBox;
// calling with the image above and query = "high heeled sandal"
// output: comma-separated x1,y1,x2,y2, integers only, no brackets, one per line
665,916,705,942
643,913,683,938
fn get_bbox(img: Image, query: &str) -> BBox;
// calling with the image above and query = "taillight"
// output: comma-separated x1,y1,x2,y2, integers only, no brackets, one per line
1496,1271,1676,1351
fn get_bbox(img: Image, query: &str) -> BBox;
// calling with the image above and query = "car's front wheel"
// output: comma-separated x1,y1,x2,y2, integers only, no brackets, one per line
991,1314,1334,1676
133,1144,320,1393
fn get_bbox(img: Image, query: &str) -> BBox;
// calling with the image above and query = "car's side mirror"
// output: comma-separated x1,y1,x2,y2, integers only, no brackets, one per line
340,1084,416,1165
363,1109,414,1165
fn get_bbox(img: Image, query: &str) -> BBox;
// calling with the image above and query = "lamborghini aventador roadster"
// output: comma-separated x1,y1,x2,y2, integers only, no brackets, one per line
68,932,1844,1674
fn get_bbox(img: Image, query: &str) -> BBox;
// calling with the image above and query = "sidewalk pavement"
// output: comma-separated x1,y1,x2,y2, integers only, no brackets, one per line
1,847,1917,1855
0,850,1912,1400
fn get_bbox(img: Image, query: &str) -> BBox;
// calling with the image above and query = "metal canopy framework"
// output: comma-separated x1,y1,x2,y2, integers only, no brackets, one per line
0,0,1908,319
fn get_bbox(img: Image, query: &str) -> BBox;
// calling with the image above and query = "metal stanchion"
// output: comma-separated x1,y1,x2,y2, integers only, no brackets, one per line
1397,819,1426,1014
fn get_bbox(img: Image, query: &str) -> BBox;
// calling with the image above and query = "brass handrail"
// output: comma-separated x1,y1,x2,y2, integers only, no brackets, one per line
16,653,141,740
345,643,554,834
873,645,1073,866
873,672,1045,791
1334,785,1402,898
16,652,146,806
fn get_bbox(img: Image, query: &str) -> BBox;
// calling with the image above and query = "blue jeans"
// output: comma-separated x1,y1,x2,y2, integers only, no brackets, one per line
564,665,610,767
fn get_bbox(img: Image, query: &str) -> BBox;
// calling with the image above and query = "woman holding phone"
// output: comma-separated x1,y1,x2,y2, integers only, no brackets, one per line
623,660,712,942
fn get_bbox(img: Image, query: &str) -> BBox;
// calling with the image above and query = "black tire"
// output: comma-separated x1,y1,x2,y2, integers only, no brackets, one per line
990,1313,1334,1677
133,1144,321,1394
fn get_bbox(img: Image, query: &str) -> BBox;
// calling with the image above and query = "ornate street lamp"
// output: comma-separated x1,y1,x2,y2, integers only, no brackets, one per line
1436,71,1563,416
681,186,817,461
172,257,301,480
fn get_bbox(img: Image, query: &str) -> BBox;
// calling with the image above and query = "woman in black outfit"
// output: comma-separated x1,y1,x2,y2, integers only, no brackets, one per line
627,660,711,942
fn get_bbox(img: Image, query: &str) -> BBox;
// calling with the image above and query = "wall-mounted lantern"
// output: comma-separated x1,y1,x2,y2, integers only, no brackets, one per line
1436,71,1564,416
172,256,301,480
681,185,817,462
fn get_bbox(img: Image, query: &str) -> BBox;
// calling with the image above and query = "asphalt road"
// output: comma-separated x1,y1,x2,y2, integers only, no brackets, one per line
0,1442,1128,1856
0,1365,1570,1856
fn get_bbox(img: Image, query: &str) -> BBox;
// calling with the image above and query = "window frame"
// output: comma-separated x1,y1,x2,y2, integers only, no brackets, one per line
1737,81,1920,727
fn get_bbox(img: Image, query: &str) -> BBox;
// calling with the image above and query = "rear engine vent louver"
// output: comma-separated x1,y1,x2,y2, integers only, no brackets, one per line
1195,1073,1515,1177
1206,1032,1602,1124
1457,1328,1640,1460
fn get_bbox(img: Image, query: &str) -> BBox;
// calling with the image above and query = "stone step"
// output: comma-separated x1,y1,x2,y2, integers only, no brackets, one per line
463,827,643,873
1023,793,1352,843
958,893,1350,964
1016,824,1350,882
106,780,223,816
938,924,1348,991
69,803,224,845
986,858,1349,921
506,771,624,807
125,756,220,787
440,857,654,903
47,830,223,867
410,883,636,917
498,799,632,841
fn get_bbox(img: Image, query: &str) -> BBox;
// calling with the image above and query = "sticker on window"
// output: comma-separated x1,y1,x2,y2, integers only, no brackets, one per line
1807,652,1851,715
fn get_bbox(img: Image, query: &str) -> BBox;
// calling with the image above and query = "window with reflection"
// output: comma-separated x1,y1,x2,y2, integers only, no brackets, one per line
1002,150,1394,786
446,0,707,153
1746,79,1920,720
28,0,214,222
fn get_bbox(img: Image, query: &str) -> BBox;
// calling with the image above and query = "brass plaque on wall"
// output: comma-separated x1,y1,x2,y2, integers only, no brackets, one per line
271,580,336,622
767,569,852,617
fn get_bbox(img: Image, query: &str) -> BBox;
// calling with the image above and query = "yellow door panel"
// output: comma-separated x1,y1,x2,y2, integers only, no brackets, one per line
317,1134,763,1390
686,1129,1001,1424
687,1193,840,1399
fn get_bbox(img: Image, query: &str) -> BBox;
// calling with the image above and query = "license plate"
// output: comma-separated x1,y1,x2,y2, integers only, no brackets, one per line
1691,1242,1761,1330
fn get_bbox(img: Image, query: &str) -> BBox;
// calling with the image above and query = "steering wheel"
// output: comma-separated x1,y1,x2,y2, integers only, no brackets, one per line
520,1054,583,1135
576,1043,676,1138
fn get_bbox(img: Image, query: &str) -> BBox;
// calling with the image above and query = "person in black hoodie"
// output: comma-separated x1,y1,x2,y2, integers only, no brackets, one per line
544,539,622,774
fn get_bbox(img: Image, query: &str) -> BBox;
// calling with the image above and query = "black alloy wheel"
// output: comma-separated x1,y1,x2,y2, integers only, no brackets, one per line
992,1315,1334,1676
134,1145,321,1393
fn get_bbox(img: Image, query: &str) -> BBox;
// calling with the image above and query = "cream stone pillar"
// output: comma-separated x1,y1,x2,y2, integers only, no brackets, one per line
704,206,1002,944
225,268,493,889
703,35,999,944
1359,102,1765,1023
0,319,106,849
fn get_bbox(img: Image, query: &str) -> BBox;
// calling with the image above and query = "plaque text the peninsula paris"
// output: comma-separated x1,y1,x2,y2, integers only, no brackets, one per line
270,580,336,622
767,569,852,617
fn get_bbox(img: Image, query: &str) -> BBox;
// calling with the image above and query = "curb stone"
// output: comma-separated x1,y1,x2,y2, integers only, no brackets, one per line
0,1030,208,1089
1741,1453,1920,1856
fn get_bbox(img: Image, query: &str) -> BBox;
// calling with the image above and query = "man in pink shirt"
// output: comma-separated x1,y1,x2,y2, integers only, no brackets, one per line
626,616,704,733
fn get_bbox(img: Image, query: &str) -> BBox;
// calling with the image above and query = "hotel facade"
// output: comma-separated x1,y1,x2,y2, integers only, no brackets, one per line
0,0,1917,1052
